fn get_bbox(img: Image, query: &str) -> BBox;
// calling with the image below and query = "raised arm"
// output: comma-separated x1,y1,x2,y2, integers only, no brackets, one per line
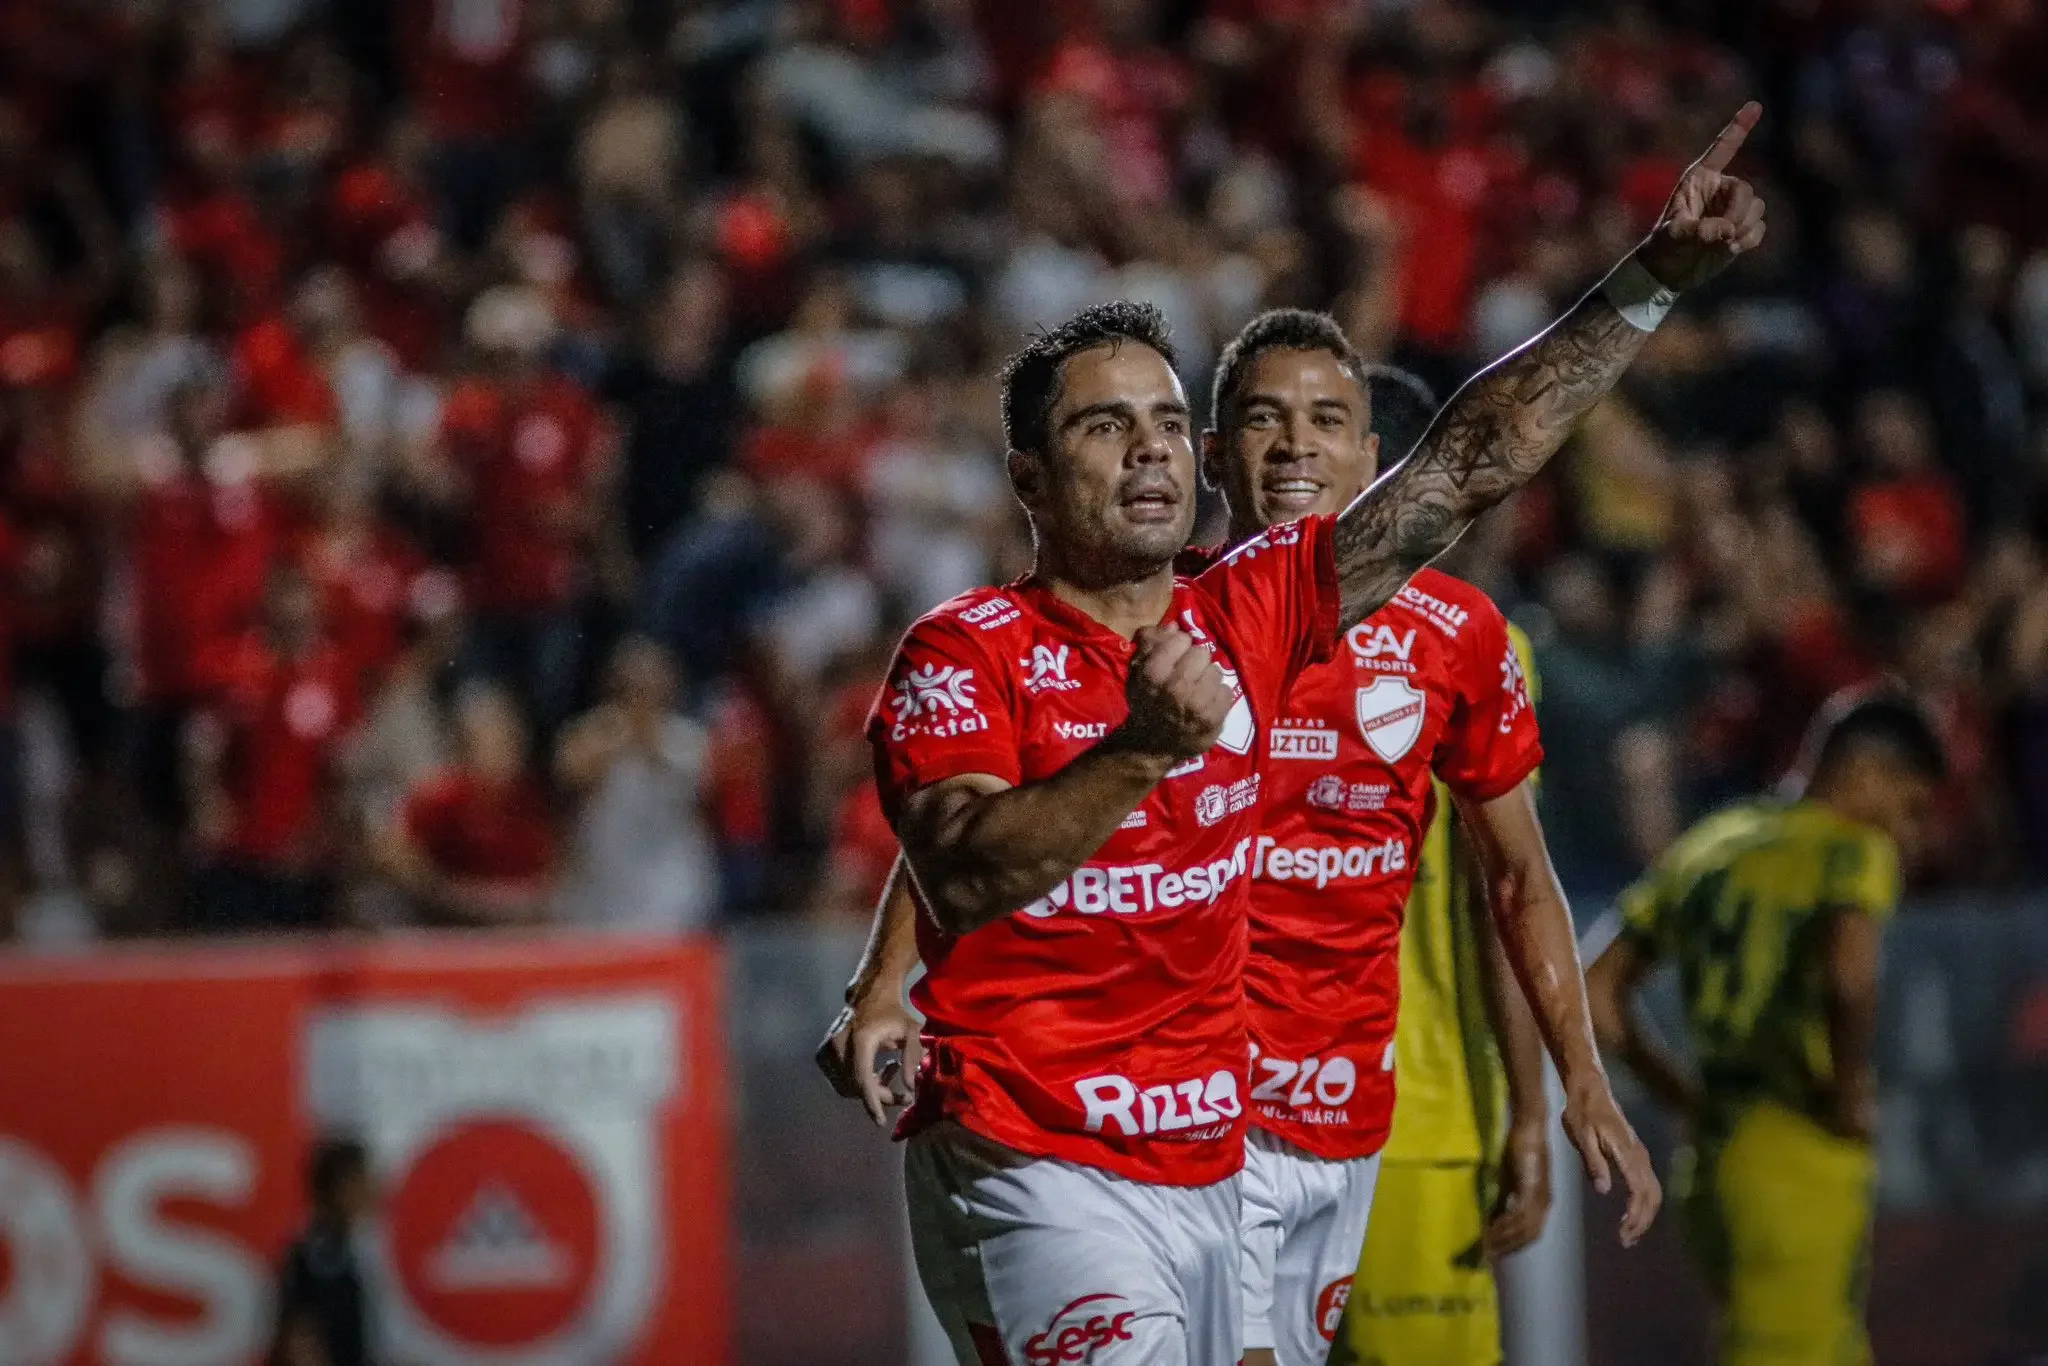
901,625,1233,935
1456,781,1662,1247
1332,102,1767,628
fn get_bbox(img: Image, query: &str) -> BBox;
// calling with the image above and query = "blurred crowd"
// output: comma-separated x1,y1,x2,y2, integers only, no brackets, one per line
5,0,2048,942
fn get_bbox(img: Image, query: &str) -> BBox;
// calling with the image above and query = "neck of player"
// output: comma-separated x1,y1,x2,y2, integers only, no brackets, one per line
1033,552,1180,640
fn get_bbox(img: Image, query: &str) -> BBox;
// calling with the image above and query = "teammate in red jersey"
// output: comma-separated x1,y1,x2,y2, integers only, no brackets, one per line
840,106,1766,1366
1199,316,1561,1366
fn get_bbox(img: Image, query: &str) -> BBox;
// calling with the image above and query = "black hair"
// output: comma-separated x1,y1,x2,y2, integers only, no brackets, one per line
1000,300,1177,456
1363,364,1439,465
1209,308,1369,427
307,1136,369,1207
1809,690,1948,784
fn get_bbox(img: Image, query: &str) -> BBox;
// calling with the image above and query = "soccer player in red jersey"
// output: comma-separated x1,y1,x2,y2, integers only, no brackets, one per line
839,106,1766,1365
1199,317,1560,1366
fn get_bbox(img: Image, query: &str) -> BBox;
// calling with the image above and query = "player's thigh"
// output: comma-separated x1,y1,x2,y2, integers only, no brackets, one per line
1262,1148,1379,1366
905,1125,1234,1366
1239,1131,1293,1355
1712,1104,1876,1366
1333,1161,1500,1366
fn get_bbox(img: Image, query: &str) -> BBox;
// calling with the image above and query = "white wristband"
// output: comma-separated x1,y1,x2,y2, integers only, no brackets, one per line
1601,254,1678,332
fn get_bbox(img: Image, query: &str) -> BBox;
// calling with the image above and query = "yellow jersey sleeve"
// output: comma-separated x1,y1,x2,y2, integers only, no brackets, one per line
1818,829,1900,924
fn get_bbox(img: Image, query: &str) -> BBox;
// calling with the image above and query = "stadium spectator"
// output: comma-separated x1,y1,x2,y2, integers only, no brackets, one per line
377,682,557,928
554,636,720,935
437,286,607,741
1,0,2047,940
187,562,357,932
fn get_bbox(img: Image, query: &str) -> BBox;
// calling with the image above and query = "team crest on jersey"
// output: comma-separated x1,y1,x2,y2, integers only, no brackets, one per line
1354,677,1425,762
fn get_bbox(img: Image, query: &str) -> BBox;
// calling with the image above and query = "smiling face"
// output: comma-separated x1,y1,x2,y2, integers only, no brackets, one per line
1010,340,1196,583
1206,347,1379,538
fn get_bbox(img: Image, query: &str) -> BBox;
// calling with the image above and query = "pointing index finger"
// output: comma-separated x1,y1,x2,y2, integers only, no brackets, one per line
1694,100,1762,174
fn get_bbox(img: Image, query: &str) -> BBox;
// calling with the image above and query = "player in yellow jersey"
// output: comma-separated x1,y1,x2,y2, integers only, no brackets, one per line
1587,691,1945,1366
1330,367,1559,1366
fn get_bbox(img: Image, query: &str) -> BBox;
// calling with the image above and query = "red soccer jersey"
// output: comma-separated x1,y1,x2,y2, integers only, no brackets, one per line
131,472,284,705
868,517,1341,1186
1243,568,1542,1159
402,769,557,884
441,377,602,614
203,637,358,868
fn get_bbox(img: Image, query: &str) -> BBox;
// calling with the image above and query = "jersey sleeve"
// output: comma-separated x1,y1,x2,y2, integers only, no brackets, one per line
1616,864,1670,955
866,613,1020,825
1191,513,1341,699
1433,597,1544,802
1819,829,1901,923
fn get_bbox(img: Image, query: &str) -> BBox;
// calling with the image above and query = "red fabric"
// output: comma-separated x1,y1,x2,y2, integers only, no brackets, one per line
1849,473,1968,605
868,517,1340,1186
1351,117,1521,351
131,474,283,704
1036,40,1191,206
705,687,774,847
327,161,450,370
441,376,603,613
829,782,899,911
739,422,872,490
202,637,357,867
302,527,431,691
233,317,338,428
1243,570,1542,1160
163,189,284,315
398,0,531,140
402,768,556,882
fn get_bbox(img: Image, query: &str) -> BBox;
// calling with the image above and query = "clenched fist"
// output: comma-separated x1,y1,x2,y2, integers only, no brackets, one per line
1114,625,1236,761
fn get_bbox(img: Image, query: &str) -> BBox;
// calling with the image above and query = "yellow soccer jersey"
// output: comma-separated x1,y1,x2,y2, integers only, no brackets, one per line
1379,623,1538,1168
1618,799,1901,1127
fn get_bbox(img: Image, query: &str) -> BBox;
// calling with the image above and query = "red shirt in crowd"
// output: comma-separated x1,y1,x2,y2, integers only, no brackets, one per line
1849,471,1968,605
869,517,1339,1186
402,768,557,884
1242,569,1542,1159
1348,77,1523,353
1037,37,1191,206
399,0,532,141
303,526,435,692
327,160,450,370
233,317,338,429
131,469,284,705
201,636,358,869
440,375,604,615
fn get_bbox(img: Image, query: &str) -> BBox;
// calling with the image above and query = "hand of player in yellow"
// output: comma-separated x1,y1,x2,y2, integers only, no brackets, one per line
1637,101,1768,293
1563,1079,1663,1247
1484,1119,1554,1259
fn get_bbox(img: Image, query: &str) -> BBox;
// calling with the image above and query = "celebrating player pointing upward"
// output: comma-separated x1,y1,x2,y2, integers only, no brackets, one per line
855,104,1766,1366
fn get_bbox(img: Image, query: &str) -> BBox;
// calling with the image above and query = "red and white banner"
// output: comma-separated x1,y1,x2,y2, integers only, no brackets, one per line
0,933,730,1366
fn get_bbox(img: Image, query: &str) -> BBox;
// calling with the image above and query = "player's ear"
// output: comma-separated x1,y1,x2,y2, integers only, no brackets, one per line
1199,429,1222,491
1007,447,1046,510
1363,431,1381,481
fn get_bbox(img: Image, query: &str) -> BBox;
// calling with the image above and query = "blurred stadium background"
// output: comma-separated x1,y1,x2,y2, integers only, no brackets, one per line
0,0,2046,1362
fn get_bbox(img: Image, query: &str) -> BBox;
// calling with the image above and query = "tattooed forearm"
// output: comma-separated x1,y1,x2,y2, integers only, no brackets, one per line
1333,290,1650,627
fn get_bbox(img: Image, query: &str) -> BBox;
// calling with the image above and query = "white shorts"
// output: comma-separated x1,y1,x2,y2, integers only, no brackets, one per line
904,1123,1244,1366
1239,1128,1382,1364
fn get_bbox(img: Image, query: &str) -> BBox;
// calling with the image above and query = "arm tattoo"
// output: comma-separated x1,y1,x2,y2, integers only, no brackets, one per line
1333,292,1649,627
